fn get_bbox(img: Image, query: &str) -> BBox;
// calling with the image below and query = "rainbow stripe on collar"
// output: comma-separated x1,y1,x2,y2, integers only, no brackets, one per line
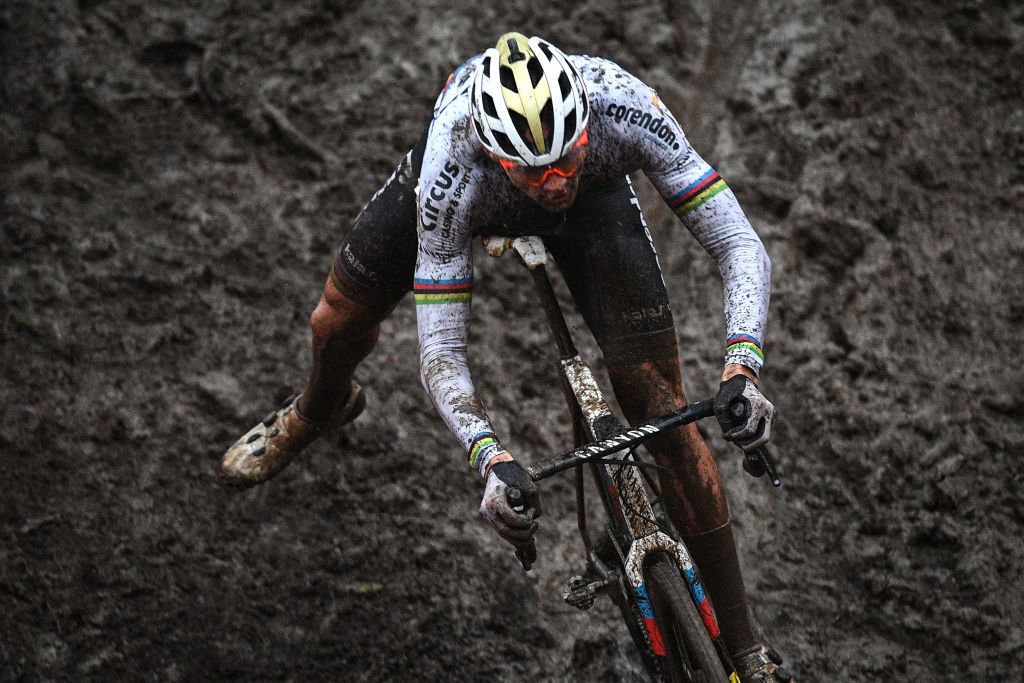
414,277,472,305
726,334,764,363
669,169,728,216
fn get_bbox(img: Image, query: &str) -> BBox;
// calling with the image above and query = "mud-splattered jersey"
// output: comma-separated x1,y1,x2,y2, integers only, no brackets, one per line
414,54,771,477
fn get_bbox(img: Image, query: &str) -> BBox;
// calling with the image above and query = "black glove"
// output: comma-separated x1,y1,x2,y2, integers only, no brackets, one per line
714,374,774,453
479,461,542,569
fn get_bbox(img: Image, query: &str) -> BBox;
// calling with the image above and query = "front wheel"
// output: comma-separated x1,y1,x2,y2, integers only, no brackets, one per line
645,553,729,683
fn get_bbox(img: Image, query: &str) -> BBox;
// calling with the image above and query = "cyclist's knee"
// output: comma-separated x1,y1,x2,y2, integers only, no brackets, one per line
310,297,343,343
645,423,714,472
608,358,686,420
310,283,380,346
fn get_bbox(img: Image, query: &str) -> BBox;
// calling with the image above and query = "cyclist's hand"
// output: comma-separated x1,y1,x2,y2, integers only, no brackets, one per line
480,460,542,569
714,374,775,452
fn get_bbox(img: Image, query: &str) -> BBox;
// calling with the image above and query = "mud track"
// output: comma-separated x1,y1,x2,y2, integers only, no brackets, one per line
2,1,1023,680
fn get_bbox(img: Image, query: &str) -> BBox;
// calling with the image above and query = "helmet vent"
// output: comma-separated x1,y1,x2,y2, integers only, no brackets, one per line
539,99,554,135
482,91,498,118
500,65,517,92
563,108,577,143
507,109,532,149
473,117,487,142
527,59,544,87
557,72,571,100
537,42,554,60
492,129,518,156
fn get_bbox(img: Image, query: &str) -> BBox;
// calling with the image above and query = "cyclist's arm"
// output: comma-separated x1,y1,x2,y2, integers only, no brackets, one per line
414,147,508,479
649,145,771,379
605,73,770,377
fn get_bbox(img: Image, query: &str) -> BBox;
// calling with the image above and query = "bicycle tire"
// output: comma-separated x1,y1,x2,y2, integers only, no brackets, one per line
645,553,729,683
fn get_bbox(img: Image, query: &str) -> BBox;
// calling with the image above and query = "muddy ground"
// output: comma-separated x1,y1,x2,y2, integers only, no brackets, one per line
2,1,1023,681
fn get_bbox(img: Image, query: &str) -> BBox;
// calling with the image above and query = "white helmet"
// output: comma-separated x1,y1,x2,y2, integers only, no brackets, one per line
470,33,590,167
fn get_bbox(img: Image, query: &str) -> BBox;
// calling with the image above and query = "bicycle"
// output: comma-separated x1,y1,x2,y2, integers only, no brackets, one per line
502,236,781,683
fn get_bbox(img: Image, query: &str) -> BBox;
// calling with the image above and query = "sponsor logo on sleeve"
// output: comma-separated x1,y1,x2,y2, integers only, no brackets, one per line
421,161,459,231
421,161,471,236
604,102,680,151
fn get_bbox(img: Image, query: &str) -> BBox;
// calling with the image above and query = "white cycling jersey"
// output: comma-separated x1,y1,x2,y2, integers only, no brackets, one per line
413,54,771,477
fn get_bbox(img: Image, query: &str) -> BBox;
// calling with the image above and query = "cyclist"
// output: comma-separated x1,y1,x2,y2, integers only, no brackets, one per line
221,33,787,682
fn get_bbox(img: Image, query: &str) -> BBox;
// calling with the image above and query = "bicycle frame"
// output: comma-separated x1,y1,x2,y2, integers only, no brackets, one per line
508,237,731,675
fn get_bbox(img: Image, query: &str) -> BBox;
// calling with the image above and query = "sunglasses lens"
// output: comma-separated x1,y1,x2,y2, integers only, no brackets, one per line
500,131,588,187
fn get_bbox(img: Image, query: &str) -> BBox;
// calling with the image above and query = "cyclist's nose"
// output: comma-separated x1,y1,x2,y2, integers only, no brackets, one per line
541,173,569,193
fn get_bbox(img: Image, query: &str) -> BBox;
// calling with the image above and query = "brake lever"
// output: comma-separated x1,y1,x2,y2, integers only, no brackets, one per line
745,446,782,488
513,545,534,571
506,487,536,571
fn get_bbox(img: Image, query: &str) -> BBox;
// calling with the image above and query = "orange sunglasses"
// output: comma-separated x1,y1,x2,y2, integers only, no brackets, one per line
499,128,589,187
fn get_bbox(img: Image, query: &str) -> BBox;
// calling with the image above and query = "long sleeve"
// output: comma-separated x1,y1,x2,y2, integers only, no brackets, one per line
414,143,504,477
588,58,771,373
603,70,771,374
649,148,772,374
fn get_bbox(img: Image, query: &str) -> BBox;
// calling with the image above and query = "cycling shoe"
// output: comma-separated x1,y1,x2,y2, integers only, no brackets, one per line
733,644,793,682
220,385,365,489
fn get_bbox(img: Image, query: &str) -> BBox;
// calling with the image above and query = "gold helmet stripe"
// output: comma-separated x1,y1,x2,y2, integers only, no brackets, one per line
496,32,551,155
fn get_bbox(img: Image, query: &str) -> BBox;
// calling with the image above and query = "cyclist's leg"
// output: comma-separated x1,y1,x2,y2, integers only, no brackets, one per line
299,131,425,422
220,130,424,487
546,175,759,656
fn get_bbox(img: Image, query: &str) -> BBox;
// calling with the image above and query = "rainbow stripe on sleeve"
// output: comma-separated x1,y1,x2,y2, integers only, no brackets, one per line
413,277,472,305
726,334,764,363
468,431,499,468
669,169,729,216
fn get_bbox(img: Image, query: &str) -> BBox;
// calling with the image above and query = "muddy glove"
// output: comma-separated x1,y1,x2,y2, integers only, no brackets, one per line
714,374,774,452
480,461,542,570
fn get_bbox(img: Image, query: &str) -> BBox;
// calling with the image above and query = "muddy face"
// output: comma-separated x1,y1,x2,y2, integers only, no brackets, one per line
502,142,589,213
498,122,589,213
510,167,584,212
